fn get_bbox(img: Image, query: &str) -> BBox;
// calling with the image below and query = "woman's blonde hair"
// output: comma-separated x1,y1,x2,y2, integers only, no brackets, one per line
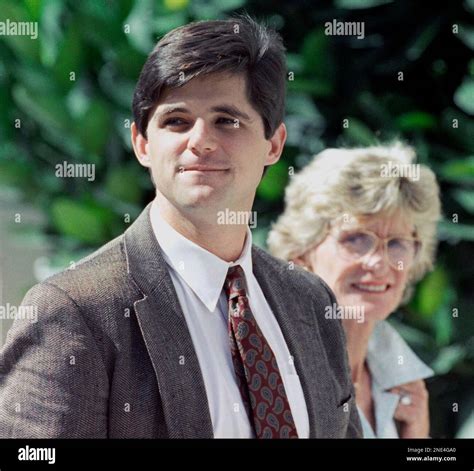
267,142,442,303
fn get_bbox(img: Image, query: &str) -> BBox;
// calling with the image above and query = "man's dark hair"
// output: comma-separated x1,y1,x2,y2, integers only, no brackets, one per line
132,14,287,141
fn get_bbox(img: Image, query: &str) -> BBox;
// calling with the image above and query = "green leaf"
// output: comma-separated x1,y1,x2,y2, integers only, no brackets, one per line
288,77,333,97
257,161,289,202
23,0,43,20
0,160,33,187
12,85,71,131
414,266,448,318
439,156,474,183
302,29,335,83
430,345,465,375
12,62,57,94
154,12,187,35
438,220,474,242
441,109,474,153
53,21,84,91
343,117,376,145
123,0,156,54
395,111,437,131
454,77,474,116
458,24,474,50
406,20,440,61
0,1,40,61
75,99,111,157
51,198,114,244
164,0,189,11
105,166,143,204
251,226,270,250
335,0,392,8
452,189,474,213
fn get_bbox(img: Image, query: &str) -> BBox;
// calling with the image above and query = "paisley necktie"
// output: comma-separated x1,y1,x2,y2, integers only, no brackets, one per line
224,265,298,438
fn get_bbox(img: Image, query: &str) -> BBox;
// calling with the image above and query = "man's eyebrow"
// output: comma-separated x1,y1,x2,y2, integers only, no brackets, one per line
154,104,252,122
156,105,190,117
211,105,252,122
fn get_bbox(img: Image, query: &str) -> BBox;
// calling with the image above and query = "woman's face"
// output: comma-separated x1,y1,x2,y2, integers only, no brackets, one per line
305,212,416,323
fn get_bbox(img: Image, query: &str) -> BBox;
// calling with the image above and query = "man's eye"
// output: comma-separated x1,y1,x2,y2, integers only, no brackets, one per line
163,118,187,126
216,117,236,125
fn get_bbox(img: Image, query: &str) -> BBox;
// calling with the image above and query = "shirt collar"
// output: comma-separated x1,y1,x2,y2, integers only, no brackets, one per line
149,198,254,312
366,320,434,391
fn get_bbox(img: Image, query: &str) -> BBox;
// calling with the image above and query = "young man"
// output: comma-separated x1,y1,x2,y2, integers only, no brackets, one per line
0,16,361,438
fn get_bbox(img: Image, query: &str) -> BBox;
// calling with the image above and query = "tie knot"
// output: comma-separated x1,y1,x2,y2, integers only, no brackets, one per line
224,265,247,300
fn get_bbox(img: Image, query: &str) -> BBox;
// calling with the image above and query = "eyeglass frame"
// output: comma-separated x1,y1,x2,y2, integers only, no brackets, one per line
324,224,422,271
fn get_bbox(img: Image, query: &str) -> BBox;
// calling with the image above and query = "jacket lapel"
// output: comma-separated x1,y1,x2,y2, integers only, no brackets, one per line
124,204,213,438
252,246,334,438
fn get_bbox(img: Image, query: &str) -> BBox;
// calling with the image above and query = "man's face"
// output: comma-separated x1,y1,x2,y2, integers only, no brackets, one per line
132,72,286,221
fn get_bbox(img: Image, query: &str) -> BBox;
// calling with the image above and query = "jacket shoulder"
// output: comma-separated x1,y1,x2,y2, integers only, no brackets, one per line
251,244,337,303
40,234,136,305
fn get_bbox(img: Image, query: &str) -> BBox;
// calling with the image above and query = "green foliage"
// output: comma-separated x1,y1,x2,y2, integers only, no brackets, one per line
1,0,473,437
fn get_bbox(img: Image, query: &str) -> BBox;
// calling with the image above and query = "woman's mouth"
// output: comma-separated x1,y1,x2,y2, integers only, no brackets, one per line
351,283,390,293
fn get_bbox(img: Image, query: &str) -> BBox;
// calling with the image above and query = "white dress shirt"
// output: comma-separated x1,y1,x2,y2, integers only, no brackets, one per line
358,320,434,438
149,200,309,438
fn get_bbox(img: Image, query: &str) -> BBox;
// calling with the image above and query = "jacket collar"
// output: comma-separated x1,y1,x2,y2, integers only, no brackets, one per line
367,320,434,391
149,199,253,312
124,203,213,438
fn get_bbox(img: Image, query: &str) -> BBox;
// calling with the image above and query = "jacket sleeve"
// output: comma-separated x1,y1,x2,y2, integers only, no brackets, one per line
346,397,363,438
318,276,363,439
0,282,109,438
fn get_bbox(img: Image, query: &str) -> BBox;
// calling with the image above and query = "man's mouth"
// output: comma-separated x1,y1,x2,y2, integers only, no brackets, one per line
351,283,390,293
180,165,229,172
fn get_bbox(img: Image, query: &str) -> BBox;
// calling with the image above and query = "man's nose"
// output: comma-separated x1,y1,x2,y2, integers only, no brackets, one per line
187,119,217,155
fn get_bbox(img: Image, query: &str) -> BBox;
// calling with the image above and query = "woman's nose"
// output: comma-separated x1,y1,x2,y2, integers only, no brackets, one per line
361,245,390,274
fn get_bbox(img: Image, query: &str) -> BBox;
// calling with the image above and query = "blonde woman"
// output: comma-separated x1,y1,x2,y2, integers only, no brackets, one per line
268,143,441,438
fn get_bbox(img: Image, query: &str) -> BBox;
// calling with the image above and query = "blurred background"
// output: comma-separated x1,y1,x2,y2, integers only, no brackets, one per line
0,0,473,438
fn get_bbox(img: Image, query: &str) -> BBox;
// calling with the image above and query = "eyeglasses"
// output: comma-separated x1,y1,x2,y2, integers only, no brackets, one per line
328,227,422,271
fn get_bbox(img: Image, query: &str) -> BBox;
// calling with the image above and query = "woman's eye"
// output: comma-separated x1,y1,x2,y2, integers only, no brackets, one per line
388,238,409,251
342,233,365,244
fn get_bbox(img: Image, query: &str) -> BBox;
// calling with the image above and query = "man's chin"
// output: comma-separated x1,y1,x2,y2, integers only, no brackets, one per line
176,185,225,210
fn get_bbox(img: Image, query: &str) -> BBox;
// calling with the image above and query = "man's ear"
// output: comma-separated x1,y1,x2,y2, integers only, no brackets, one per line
265,122,287,166
131,122,151,168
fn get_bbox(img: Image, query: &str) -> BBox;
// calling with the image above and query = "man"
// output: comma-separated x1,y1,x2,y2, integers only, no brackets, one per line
0,16,361,438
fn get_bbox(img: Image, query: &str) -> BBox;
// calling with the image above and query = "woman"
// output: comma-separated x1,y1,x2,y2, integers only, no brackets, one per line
268,143,441,438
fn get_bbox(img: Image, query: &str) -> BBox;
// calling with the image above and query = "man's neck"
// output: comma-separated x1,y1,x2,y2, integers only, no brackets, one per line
154,196,250,262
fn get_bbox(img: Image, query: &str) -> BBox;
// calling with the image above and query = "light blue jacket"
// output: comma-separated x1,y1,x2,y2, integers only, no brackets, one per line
358,320,434,438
